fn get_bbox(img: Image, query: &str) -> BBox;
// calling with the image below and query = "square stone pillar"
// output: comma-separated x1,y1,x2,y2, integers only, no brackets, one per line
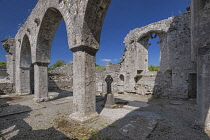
16,67,31,95
69,47,98,122
34,62,49,102
197,46,210,131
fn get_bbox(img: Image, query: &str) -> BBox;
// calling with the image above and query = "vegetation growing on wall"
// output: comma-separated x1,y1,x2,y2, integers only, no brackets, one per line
96,64,106,72
49,59,65,70
0,62,6,66
148,65,160,71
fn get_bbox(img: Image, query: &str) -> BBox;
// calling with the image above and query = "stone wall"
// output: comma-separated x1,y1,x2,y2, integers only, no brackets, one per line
0,79,14,95
95,62,121,94
164,12,195,99
40,13,194,99
121,12,195,98
48,62,121,94
0,66,8,78
49,62,73,76
1,38,16,83
191,0,210,131
49,75,73,90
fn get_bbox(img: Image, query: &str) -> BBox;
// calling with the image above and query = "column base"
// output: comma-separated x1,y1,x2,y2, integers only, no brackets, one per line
104,94,115,108
33,97,50,103
69,112,99,123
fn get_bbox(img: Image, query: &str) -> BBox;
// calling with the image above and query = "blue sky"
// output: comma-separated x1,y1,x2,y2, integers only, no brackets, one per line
0,0,190,66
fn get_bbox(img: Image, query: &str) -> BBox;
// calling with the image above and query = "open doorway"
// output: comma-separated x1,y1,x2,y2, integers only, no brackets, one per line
188,73,197,98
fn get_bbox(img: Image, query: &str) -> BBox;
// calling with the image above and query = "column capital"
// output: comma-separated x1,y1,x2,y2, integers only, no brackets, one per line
70,45,98,55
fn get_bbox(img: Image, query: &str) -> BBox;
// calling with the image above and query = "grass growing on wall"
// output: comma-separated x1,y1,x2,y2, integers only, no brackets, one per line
148,65,160,71
96,64,106,72
0,62,6,66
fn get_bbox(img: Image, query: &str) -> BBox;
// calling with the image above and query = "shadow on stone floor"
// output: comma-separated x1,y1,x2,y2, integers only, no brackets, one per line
49,89,73,101
92,97,210,140
0,104,72,140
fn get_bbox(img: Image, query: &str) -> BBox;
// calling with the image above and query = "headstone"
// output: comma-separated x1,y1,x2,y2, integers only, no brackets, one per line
104,75,115,108
105,75,113,94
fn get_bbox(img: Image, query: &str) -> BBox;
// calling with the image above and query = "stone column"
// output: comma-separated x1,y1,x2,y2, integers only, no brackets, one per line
33,62,49,102
16,67,31,95
69,46,98,122
197,46,210,131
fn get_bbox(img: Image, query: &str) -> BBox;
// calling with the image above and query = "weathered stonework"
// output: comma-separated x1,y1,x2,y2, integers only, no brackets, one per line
191,0,210,131
1,0,210,129
1,38,16,83
0,65,8,78
9,0,110,122
121,12,194,99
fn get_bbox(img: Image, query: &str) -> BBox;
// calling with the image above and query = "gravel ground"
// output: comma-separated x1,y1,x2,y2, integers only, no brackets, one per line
0,92,210,140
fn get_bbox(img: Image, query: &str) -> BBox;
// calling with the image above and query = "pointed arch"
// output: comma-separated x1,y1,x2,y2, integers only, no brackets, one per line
36,7,64,63
20,35,32,68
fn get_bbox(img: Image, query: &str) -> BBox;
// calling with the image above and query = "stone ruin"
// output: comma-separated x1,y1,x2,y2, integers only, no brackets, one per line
1,0,210,132
48,12,193,100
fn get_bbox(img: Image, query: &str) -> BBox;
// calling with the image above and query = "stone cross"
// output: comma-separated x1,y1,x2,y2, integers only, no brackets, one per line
104,75,115,108
105,75,113,94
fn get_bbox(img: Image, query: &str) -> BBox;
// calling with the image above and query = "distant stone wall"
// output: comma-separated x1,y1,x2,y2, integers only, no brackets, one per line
135,71,161,95
48,75,73,90
96,71,119,94
49,62,73,76
0,79,14,95
0,65,8,78
48,62,73,90
49,62,121,94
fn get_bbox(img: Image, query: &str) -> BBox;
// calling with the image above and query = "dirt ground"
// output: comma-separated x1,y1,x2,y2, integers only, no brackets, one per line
0,90,210,140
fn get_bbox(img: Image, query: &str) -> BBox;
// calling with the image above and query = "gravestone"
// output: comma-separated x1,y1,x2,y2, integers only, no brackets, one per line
104,75,115,108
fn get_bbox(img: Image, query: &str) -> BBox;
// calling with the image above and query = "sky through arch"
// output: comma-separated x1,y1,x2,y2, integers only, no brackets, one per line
0,0,190,66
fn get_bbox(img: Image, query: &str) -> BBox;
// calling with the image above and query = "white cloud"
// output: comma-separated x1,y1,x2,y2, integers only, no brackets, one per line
113,59,118,61
100,59,112,62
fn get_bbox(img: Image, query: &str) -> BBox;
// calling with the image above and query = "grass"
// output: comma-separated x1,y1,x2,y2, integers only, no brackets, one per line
54,119,111,140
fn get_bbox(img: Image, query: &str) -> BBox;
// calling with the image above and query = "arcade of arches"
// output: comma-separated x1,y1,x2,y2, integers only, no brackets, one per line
1,0,210,132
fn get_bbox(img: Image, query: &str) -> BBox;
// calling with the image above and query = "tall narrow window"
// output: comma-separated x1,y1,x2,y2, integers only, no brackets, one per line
148,34,160,71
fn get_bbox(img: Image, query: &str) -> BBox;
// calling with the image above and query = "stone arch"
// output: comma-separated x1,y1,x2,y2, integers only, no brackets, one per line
20,35,32,68
138,30,166,71
36,7,64,63
33,7,73,102
16,34,32,95
122,18,172,72
119,74,125,83
14,0,112,122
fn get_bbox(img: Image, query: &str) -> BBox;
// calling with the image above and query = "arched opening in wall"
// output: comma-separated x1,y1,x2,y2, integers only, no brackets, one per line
49,19,73,91
36,8,73,94
148,34,160,72
119,74,124,83
20,35,33,94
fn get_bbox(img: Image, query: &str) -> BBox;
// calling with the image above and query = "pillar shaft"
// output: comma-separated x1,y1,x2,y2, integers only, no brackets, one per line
16,67,31,95
69,46,98,122
197,46,210,130
34,62,49,102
